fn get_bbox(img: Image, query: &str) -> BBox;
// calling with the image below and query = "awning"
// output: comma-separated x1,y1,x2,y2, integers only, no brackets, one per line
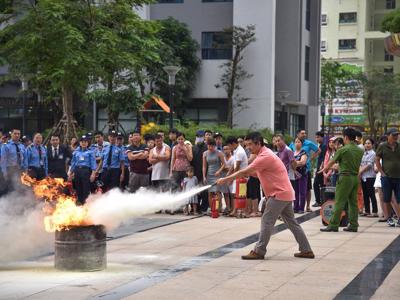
143,96,170,113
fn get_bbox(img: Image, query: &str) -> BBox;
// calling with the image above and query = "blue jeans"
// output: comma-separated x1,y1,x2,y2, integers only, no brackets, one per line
381,176,400,203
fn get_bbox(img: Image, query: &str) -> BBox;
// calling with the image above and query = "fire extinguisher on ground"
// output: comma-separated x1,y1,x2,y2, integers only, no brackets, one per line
211,193,220,218
235,177,247,217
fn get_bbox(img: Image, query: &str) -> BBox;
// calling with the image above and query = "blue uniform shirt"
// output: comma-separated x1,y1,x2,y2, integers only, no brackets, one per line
102,144,123,169
118,145,130,167
24,144,48,175
0,141,25,176
289,139,318,172
71,148,97,172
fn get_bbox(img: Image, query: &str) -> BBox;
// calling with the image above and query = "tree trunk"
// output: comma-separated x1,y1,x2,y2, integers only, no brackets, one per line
228,49,240,128
366,91,377,140
62,85,75,141
106,78,119,131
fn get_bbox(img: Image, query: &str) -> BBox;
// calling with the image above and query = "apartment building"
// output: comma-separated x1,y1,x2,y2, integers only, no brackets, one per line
321,0,400,73
145,0,321,136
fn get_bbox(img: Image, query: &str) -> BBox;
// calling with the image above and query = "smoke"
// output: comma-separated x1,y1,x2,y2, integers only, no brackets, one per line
0,180,211,263
0,188,53,263
87,185,211,230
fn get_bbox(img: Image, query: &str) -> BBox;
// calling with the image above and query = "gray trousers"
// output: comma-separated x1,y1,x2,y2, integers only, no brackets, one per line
255,197,312,256
129,172,149,193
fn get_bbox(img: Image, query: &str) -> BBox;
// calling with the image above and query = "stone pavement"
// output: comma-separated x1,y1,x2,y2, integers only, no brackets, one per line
0,211,399,300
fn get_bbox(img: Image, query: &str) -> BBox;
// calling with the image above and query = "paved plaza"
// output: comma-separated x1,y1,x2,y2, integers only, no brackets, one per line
0,210,399,300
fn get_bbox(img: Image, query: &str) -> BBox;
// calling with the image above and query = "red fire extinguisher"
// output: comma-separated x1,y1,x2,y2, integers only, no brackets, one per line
235,177,247,210
211,193,220,218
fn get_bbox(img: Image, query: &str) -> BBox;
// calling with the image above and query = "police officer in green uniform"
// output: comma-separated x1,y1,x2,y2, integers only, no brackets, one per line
319,128,364,232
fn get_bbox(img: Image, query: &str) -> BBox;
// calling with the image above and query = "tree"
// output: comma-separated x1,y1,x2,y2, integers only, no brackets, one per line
85,1,161,132
363,71,400,138
133,17,200,117
215,25,256,128
0,0,154,142
381,9,400,33
320,59,354,135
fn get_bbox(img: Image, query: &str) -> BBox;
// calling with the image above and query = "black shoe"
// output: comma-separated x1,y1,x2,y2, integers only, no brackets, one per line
343,227,358,232
320,227,338,232
312,203,321,207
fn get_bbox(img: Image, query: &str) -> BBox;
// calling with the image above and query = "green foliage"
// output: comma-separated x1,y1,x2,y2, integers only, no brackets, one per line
320,59,355,101
0,0,157,137
142,122,274,145
215,25,256,127
135,17,200,115
363,70,400,137
381,9,400,33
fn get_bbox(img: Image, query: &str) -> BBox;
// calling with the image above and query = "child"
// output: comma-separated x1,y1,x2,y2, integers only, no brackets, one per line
182,167,199,215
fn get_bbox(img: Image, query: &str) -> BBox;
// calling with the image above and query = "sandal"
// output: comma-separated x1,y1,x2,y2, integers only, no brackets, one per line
306,208,312,212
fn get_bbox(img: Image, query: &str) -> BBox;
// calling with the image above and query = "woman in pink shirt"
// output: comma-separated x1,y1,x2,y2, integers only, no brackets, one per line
170,132,193,190
217,132,314,260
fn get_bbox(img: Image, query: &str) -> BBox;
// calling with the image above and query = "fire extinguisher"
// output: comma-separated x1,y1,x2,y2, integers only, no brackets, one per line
211,193,220,218
235,177,247,210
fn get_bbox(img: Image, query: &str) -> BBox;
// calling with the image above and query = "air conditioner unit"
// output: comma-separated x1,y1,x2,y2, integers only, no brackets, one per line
321,14,328,25
321,40,328,52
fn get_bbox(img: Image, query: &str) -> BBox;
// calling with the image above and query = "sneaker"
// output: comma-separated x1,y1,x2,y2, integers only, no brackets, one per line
294,251,315,259
387,217,395,227
241,250,265,260
397,218,400,227
312,203,321,207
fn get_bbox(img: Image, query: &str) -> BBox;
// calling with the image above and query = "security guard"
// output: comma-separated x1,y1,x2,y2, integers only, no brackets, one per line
320,127,363,232
100,131,124,191
116,132,129,190
68,135,97,205
0,128,25,181
24,133,48,180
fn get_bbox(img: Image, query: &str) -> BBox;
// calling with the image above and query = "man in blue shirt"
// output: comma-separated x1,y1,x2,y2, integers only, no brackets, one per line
24,133,48,180
117,133,129,191
100,130,125,191
68,135,97,205
289,129,320,211
1,129,25,180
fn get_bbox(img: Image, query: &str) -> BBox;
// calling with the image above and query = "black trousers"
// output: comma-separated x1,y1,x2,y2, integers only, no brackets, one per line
101,168,121,192
121,166,129,191
74,167,91,205
313,172,324,204
361,177,378,214
28,166,46,181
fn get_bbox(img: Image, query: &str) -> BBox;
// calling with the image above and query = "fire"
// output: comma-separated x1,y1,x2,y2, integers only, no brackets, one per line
21,173,93,232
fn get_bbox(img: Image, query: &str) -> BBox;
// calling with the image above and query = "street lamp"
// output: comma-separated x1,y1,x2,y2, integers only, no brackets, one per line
21,79,28,135
320,99,326,135
277,91,291,135
163,65,181,130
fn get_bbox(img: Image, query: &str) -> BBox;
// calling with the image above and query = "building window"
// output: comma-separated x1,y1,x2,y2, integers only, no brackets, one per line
384,50,394,61
289,114,305,138
201,32,232,60
384,67,394,74
306,0,311,31
321,14,328,26
202,0,232,2
305,46,310,81
157,0,183,3
339,12,357,24
386,0,396,9
339,39,356,50
321,40,327,52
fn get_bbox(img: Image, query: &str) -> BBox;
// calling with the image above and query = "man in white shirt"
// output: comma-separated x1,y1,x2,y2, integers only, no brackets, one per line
226,136,248,217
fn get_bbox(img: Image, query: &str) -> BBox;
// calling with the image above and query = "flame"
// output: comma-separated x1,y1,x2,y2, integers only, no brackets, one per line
21,173,93,232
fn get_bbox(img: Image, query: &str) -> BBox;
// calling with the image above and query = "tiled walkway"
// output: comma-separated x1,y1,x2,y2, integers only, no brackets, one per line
0,212,399,300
